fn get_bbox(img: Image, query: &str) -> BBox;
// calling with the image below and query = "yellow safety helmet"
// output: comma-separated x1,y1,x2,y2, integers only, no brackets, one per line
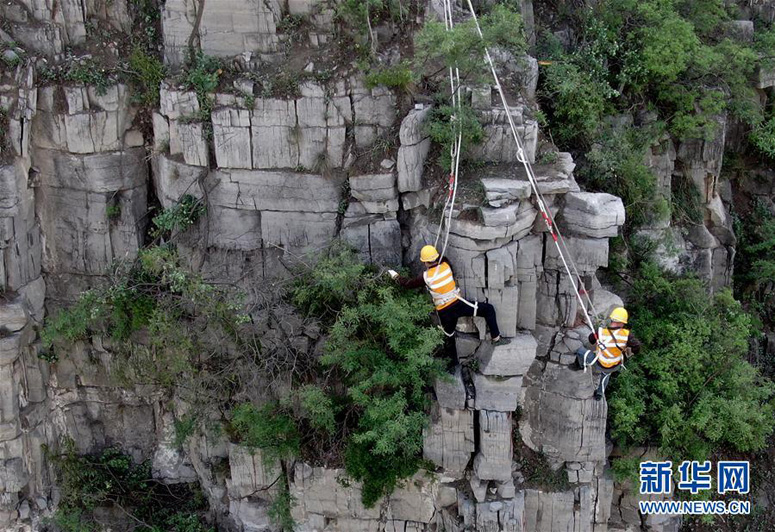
609,307,628,324
420,245,440,263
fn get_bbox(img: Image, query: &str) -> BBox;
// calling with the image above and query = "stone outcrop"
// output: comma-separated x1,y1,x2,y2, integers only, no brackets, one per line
520,360,608,464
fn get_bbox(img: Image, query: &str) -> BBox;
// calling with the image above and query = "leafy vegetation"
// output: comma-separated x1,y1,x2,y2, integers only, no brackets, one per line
577,121,668,230
45,439,212,532
128,46,166,107
178,52,224,138
268,479,296,532
538,0,766,145
228,246,445,507
151,194,207,238
750,116,775,160
105,203,121,221
336,0,410,52
733,199,775,333
608,264,775,463
536,0,775,233
365,62,415,91
44,57,117,96
414,4,526,82
410,4,526,171
670,173,704,225
39,193,260,433
425,103,484,172
230,402,301,463
296,249,444,504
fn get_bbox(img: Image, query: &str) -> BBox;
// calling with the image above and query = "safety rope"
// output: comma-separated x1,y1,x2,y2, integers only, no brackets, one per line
432,0,463,266
463,0,602,337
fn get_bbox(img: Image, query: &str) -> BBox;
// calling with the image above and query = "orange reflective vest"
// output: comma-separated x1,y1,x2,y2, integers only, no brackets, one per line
595,326,630,368
423,262,460,310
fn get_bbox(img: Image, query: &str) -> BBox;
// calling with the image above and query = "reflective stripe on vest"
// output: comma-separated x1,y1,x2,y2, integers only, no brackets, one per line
423,262,460,310
595,327,630,368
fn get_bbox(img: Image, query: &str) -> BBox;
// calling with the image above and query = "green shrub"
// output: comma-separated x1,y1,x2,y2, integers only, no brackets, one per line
733,199,775,329
41,244,251,392
541,61,612,144
608,264,775,462
538,0,767,153
414,4,526,83
105,203,121,220
337,0,408,34
291,245,368,323
128,46,166,107
297,384,337,434
268,478,296,532
45,439,212,532
344,440,423,507
61,58,115,95
180,52,223,133
183,52,222,99
321,280,444,505
750,116,775,160
365,62,414,90
671,174,704,225
425,103,484,172
174,414,198,448
230,402,301,462
152,194,207,238
577,123,666,229
289,246,445,506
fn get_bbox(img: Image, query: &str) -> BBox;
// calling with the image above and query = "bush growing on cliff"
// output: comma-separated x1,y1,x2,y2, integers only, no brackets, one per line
733,199,775,332
425,102,484,172
576,122,667,230
232,246,444,507
414,4,526,81
539,0,763,144
45,439,212,532
537,0,772,235
230,402,301,463
128,46,166,107
608,264,775,462
298,250,444,505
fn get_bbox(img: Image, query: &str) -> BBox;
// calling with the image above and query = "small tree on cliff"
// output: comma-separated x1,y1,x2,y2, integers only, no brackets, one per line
608,263,775,462
232,246,446,507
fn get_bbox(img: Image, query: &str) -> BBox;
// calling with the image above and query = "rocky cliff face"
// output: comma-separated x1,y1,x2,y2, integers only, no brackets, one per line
0,1,749,531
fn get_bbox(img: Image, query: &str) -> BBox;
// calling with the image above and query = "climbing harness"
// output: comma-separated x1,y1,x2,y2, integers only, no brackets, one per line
462,0,604,359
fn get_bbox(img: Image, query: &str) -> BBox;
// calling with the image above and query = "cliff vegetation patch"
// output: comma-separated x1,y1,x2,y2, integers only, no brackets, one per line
608,264,775,468
43,439,212,532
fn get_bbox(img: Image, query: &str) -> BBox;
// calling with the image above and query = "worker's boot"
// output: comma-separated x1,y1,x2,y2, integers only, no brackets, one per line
491,336,510,346
570,359,583,371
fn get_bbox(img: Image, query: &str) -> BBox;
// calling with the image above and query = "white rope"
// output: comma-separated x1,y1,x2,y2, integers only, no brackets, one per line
463,0,600,334
432,0,464,266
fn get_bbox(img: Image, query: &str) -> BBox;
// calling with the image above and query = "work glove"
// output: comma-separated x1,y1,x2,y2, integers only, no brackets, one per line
387,269,399,280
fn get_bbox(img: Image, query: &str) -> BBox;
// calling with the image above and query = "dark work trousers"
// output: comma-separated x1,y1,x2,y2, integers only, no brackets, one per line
575,348,622,397
438,299,501,370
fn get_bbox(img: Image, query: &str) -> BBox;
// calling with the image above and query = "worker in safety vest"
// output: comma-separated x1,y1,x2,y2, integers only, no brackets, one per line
571,307,641,401
388,245,506,370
